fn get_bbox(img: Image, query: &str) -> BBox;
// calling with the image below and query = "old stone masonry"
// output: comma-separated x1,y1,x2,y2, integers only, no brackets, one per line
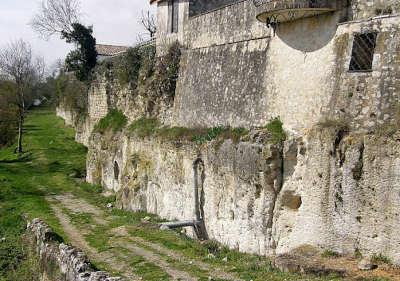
58,0,400,266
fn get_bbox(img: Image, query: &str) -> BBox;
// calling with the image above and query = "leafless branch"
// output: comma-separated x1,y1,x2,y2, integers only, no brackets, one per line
139,10,157,39
30,0,81,39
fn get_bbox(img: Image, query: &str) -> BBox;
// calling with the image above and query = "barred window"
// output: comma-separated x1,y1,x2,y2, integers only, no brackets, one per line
349,32,378,72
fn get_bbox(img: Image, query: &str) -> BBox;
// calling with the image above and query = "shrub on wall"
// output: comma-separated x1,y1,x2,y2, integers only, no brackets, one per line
116,47,142,87
107,44,157,88
56,73,88,118
265,118,286,144
94,109,128,134
96,42,181,101
150,42,182,99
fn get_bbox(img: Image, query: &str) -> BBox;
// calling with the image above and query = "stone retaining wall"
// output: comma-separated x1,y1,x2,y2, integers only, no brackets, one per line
27,219,123,281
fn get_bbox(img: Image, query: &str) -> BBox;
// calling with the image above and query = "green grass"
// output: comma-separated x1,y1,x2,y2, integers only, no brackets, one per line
129,255,170,281
129,117,160,137
0,108,341,281
264,117,286,144
94,109,128,134
371,253,392,265
0,108,99,280
322,249,340,258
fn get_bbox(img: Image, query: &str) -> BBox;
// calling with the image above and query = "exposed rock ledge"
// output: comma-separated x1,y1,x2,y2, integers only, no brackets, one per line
27,218,123,281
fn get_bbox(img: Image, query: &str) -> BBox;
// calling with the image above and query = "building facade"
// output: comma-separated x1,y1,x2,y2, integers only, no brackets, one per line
151,0,400,134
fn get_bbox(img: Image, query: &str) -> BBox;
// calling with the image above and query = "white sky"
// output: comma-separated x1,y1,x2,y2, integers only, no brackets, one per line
0,0,155,68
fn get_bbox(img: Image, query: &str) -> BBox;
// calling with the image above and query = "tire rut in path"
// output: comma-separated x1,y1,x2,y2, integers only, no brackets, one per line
47,201,141,281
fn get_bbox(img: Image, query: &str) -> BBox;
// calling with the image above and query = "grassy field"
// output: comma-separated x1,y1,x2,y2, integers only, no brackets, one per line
0,108,91,280
0,108,385,281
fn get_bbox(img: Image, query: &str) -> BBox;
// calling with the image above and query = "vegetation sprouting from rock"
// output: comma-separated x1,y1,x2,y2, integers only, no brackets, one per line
265,117,286,144
56,72,88,118
128,117,248,144
94,109,127,134
63,23,97,82
150,42,181,99
95,42,181,100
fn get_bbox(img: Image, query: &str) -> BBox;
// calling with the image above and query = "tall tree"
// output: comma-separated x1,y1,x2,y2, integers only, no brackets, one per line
63,23,97,81
30,0,81,39
0,40,45,155
31,0,97,81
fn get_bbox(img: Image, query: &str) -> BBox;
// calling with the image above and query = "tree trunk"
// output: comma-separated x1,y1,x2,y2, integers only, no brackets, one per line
17,111,23,155
16,88,25,156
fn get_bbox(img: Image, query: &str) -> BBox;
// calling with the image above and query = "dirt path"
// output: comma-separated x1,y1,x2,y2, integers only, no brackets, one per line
47,193,245,281
48,202,141,281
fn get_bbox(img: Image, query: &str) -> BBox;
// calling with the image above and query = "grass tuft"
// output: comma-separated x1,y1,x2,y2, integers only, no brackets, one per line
265,117,286,144
94,109,128,134
371,253,392,265
128,118,248,144
322,249,341,258
129,118,160,137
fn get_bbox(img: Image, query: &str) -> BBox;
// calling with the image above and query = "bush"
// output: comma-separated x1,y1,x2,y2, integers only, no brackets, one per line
0,81,18,148
56,73,88,117
265,118,286,144
322,249,340,258
151,42,182,98
108,44,157,88
116,47,142,87
94,109,128,134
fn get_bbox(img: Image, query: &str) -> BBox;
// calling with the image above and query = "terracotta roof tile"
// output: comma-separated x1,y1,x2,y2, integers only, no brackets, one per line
96,44,129,56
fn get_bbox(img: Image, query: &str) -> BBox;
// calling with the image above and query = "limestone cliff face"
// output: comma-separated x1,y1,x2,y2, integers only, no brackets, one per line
274,128,400,264
84,125,400,264
58,0,400,266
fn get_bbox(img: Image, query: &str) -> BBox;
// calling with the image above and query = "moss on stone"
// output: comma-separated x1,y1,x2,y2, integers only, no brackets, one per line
94,109,128,134
129,118,160,137
264,117,286,144
128,117,249,144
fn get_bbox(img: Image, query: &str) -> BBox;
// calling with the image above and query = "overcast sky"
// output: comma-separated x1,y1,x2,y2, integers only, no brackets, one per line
0,0,154,68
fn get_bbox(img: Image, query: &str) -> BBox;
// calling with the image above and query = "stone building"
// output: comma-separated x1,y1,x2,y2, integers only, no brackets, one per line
151,0,400,133
58,0,400,267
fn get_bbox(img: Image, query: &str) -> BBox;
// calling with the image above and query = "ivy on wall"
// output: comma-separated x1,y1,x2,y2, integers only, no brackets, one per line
56,73,88,119
95,42,182,100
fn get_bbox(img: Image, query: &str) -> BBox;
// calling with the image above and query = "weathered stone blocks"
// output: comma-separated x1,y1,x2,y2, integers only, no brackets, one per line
27,219,123,281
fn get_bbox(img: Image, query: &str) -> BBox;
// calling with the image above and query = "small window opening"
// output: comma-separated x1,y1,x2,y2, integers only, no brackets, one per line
168,0,179,33
113,161,120,181
349,32,378,72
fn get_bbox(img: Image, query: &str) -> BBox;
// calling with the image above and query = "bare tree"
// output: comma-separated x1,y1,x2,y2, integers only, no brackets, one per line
30,0,81,39
0,40,45,155
139,10,157,40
